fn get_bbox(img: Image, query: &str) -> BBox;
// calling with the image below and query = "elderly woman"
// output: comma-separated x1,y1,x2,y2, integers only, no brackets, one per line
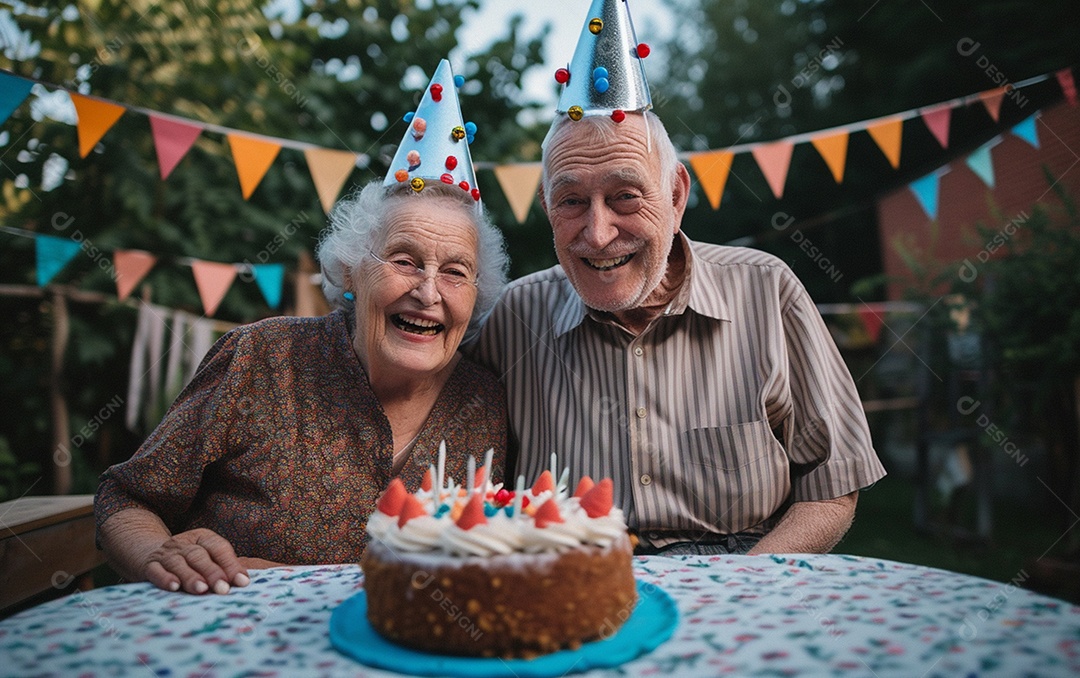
95,178,510,595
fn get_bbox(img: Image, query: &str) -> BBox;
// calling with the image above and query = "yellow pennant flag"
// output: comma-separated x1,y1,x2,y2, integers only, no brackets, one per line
227,134,282,200
493,163,543,224
688,150,735,210
867,118,903,169
69,93,126,158
810,131,850,184
304,147,358,213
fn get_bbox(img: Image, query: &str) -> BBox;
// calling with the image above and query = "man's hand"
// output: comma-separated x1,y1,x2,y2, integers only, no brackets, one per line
747,492,858,555
143,528,251,594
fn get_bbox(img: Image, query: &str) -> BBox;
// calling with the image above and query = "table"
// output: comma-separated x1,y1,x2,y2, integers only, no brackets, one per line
2,554,1079,676
0,494,104,613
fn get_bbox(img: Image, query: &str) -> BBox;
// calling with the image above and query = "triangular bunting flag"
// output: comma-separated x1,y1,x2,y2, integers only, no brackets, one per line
867,118,903,169
0,72,34,126
493,163,543,224
920,106,951,149
751,141,795,199
191,260,237,317
35,234,82,286
251,263,286,309
69,93,126,158
304,147,357,214
227,134,282,200
148,115,203,180
1057,68,1077,106
909,172,942,220
979,88,1006,122
810,131,849,184
113,250,158,301
966,142,997,188
1011,114,1040,149
857,308,885,343
688,150,735,210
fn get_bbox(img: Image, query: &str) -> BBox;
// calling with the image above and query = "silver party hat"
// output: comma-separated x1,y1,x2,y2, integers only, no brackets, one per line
555,0,653,121
383,59,480,202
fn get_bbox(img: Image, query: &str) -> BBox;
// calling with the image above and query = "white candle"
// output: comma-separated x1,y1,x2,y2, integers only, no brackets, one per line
550,452,557,481
512,474,525,518
557,467,570,496
481,448,494,495
466,455,476,497
436,440,446,507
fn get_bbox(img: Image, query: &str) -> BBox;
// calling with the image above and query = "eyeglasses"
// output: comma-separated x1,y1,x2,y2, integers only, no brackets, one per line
367,249,478,293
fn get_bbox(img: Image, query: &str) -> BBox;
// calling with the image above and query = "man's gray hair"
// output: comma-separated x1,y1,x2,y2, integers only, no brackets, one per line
541,110,680,199
316,181,509,343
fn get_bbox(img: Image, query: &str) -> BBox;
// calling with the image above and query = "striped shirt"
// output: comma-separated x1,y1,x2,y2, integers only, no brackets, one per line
472,235,886,549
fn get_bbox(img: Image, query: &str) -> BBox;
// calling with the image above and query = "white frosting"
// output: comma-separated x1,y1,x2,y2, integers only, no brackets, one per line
367,483,629,557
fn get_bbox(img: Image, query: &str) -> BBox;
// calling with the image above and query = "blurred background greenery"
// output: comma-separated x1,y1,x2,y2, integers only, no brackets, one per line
1,0,1078,599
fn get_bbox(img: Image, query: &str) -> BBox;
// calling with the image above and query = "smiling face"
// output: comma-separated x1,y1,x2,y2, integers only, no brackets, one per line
541,114,689,314
350,196,479,385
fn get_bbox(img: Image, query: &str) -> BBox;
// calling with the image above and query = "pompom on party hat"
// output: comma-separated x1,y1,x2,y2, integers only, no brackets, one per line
383,59,481,202
554,0,653,123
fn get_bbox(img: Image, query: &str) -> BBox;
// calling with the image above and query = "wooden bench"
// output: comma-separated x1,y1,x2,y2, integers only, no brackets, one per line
0,495,105,613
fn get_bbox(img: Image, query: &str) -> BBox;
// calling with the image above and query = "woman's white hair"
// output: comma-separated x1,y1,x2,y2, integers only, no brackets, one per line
316,181,509,343
541,110,680,198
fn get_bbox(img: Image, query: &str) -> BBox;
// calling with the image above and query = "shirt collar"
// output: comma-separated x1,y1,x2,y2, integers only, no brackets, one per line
551,233,731,338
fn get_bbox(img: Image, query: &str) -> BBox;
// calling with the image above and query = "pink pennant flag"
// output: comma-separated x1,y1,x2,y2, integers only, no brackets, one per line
920,106,951,149
1057,68,1077,107
979,88,1007,122
113,250,157,301
751,141,795,199
149,115,203,179
857,307,885,343
191,260,237,317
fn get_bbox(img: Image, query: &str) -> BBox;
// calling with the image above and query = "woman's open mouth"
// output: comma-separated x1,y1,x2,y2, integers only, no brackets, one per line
584,253,634,271
392,314,444,336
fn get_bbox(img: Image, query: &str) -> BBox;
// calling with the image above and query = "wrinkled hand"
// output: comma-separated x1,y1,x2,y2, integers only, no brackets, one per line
144,528,251,595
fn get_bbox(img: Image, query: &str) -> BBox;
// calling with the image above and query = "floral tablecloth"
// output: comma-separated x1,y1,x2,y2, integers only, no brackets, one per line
2,554,1079,677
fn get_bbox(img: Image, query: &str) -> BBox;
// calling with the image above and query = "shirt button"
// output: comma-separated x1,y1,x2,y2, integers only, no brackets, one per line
636,407,647,418
633,346,644,357
640,474,652,486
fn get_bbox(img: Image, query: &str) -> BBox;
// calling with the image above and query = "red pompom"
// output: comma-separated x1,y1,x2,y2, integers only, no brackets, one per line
611,110,626,123
471,188,481,201
555,68,570,84
440,173,454,184
430,83,443,102
445,156,458,170
636,43,651,59
493,488,513,507
459,181,470,192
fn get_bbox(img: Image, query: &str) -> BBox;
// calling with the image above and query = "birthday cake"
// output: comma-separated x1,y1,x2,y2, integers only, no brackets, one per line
360,451,637,658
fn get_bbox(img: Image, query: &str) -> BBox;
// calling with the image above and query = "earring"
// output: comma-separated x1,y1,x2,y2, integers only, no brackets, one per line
343,291,355,301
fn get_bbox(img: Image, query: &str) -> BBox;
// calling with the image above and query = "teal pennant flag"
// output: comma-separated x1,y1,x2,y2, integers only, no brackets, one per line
36,234,82,286
1011,114,1040,149
251,263,285,309
909,172,942,220
966,142,997,189
0,72,34,126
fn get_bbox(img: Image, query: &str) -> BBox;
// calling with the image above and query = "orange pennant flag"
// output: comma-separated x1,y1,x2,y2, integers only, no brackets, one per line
113,250,157,301
493,163,543,224
227,134,282,200
69,93,126,158
866,117,903,169
688,150,734,210
751,141,795,199
810,131,849,184
191,260,238,317
304,147,357,213
979,88,1007,122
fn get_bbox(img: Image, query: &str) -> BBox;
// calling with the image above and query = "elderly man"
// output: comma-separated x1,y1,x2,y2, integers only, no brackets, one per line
473,0,885,555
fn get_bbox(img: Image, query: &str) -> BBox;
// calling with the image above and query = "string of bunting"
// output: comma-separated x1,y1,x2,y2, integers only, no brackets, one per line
0,224,284,317
0,66,1075,226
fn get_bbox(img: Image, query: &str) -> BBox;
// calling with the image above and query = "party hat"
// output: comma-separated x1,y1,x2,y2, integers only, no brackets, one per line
383,59,480,202
555,0,653,122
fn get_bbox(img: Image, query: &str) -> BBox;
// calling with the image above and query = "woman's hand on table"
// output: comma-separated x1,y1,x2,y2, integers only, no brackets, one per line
144,528,252,595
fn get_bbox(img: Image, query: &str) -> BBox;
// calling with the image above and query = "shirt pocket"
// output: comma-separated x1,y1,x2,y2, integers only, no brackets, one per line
676,420,790,532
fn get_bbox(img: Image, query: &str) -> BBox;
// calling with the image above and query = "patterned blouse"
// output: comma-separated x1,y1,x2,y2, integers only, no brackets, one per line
95,311,507,564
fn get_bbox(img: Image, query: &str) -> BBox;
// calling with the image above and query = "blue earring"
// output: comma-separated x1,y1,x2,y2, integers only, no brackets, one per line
343,292,355,301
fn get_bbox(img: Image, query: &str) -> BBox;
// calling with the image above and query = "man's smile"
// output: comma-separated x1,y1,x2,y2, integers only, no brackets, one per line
584,253,635,271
